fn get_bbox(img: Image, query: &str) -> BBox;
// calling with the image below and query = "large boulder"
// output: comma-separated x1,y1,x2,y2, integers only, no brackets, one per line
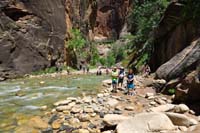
175,71,200,102
116,112,176,133
156,39,200,81
103,114,131,126
166,112,198,127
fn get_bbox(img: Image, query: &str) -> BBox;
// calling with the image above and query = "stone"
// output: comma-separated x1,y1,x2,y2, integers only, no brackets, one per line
150,101,157,105
67,97,77,101
150,104,175,112
56,105,72,112
125,106,134,111
29,116,48,129
54,100,72,106
41,127,53,133
115,106,123,111
97,93,104,98
166,112,198,127
74,129,89,133
106,98,119,107
179,126,188,132
40,81,45,85
197,116,200,122
102,79,112,87
48,114,59,125
117,112,175,133
103,114,131,126
71,107,82,113
145,93,154,98
40,105,48,110
15,90,26,97
174,104,189,113
84,107,94,113
68,102,76,107
52,120,62,129
154,98,166,105
189,110,195,115
69,118,80,125
78,114,90,122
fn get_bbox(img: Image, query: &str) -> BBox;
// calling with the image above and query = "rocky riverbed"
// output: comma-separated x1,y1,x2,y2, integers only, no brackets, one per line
16,75,200,133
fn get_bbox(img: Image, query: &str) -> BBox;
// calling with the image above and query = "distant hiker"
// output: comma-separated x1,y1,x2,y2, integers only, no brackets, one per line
111,67,118,92
106,68,109,75
67,66,70,75
96,66,102,76
126,68,135,95
87,66,89,74
82,65,86,74
118,67,125,88
143,64,151,77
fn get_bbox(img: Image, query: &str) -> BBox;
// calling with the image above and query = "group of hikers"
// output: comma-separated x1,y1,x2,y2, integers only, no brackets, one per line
111,64,151,96
111,67,136,95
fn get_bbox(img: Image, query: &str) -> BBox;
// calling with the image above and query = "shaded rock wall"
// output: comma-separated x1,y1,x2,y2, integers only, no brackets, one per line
0,0,66,79
150,2,200,71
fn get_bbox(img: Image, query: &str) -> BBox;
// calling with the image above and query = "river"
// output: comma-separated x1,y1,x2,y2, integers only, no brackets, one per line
0,73,108,132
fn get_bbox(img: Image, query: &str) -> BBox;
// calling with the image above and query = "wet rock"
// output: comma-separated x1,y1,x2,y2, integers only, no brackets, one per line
48,114,58,125
40,105,48,111
174,104,189,113
40,81,45,85
52,119,62,129
56,105,72,112
54,100,72,106
117,112,176,133
41,127,53,133
15,90,26,97
103,114,131,126
150,104,175,112
88,123,97,129
166,112,198,127
29,116,48,129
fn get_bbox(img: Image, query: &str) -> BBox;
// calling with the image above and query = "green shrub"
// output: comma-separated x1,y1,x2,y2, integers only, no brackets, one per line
168,88,176,95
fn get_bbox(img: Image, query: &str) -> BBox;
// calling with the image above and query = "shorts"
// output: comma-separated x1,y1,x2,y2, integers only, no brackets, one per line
127,83,135,89
112,79,117,84
118,78,124,84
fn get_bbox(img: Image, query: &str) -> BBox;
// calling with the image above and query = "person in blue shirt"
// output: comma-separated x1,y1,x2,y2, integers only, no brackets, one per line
126,68,135,95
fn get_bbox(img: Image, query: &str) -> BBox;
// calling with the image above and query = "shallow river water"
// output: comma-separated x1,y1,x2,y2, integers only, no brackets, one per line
0,74,108,132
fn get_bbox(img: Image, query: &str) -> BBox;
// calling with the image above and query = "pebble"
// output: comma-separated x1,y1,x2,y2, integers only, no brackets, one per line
84,107,94,113
150,101,157,105
52,120,62,129
71,107,82,113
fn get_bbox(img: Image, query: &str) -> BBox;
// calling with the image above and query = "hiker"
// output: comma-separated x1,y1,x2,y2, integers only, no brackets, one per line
143,64,151,77
106,67,109,75
118,67,125,88
111,67,118,92
126,68,135,95
67,66,70,75
96,66,102,76
86,65,90,74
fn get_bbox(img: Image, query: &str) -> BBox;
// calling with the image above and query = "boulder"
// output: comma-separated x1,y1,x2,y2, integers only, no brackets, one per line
150,104,175,112
56,105,72,112
175,71,200,102
116,112,176,133
174,104,189,113
156,39,200,81
103,114,131,126
166,112,198,127
106,98,119,107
